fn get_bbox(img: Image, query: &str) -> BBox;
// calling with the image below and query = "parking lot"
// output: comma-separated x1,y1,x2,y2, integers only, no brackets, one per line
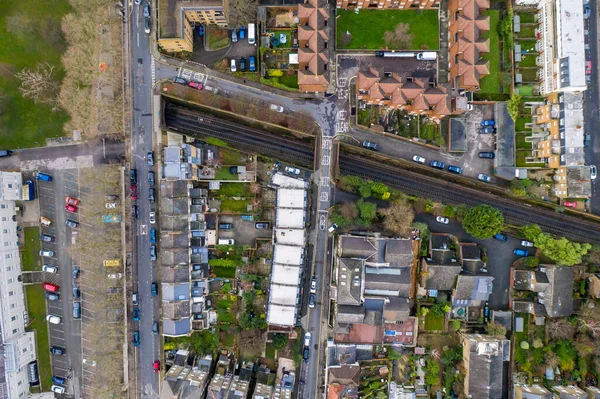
217,215,273,246
191,25,259,71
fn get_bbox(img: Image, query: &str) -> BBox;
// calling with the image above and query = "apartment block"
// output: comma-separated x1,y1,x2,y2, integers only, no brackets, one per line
336,0,439,9
448,0,491,91
158,0,228,53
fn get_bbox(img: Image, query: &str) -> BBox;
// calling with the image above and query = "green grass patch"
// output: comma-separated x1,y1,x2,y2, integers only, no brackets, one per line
215,167,239,181
25,285,52,390
336,9,439,50
517,39,537,52
518,68,538,82
519,13,537,24
513,313,529,366
220,332,235,348
516,85,534,96
516,150,545,168
424,312,444,331
518,55,537,68
217,309,236,324
211,182,252,197
479,10,501,93
268,30,293,48
21,227,41,271
220,148,247,165
515,116,532,131
0,0,72,148
518,25,536,38
220,199,250,213
217,298,233,309
261,72,299,91
515,133,532,149
265,342,276,359
207,25,230,50
212,266,237,278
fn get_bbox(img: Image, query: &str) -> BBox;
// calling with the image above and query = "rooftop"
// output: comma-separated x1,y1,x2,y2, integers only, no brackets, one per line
453,275,493,306
556,0,587,91
463,334,510,399
337,258,363,306
423,259,462,291
159,0,226,39
340,236,414,268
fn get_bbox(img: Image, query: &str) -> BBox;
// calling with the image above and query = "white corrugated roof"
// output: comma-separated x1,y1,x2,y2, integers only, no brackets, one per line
276,188,307,209
271,172,307,189
275,229,306,247
266,304,296,326
273,245,303,266
271,264,301,286
270,284,298,306
275,208,305,229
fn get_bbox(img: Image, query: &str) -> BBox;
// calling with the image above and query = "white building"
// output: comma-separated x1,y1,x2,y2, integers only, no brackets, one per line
0,172,38,398
538,0,587,94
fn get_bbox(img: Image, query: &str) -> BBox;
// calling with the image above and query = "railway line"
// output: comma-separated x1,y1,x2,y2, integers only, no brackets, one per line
164,102,600,244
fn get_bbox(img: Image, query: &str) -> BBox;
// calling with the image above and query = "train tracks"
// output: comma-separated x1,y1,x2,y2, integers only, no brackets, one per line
164,102,600,244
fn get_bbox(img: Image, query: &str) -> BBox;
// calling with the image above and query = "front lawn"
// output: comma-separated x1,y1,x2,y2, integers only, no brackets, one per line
479,10,501,93
21,227,41,271
25,285,52,390
518,25,536,38
424,312,444,331
207,25,230,50
515,133,532,149
220,199,251,213
336,9,439,50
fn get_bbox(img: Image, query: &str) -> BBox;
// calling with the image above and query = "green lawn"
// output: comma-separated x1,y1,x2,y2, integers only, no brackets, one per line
220,199,250,213
519,13,537,24
516,150,545,168
215,167,239,180
518,25,536,38
336,9,439,50
479,10,500,93
207,25,230,50
220,332,235,348
217,298,233,309
515,133,532,149
265,342,276,359
212,266,237,278
220,148,247,165
262,72,299,91
519,54,537,68
517,39,537,52
515,116,532,131
516,85,534,96
513,313,529,365
268,30,293,48
0,0,71,148
25,285,52,390
211,182,252,197
424,312,444,331
21,227,41,271
519,68,538,82
217,309,236,324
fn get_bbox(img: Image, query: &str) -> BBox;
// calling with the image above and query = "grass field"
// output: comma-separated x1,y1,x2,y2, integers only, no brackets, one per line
479,10,501,93
516,84,534,96
519,55,537,68
519,68,538,82
515,116,532,131
218,309,236,324
207,25,230,50
0,0,71,148
265,342,276,359
212,182,252,197
516,150,545,168
519,13,537,24
336,9,439,50
220,149,247,165
220,199,251,213
518,25,536,38
212,266,237,278
215,167,239,180
516,133,533,149
424,312,444,331
21,227,41,271
25,285,52,390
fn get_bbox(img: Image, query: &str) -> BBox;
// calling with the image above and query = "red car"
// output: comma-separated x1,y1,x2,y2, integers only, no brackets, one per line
65,196,80,206
153,360,160,373
564,201,577,208
586,61,592,75
130,185,137,200
65,204,78,213
42,282,60,292
188,81,203,90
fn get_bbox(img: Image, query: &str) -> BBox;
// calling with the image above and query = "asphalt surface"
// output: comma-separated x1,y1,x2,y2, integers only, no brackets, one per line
129,3,159,397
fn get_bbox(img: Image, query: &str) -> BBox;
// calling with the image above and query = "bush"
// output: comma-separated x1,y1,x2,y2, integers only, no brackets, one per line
462,205,504,239
357,199,377,222
507,93,523,121
272,333,288,350
443,205,455,218
523,257,540,268
520,341,530,350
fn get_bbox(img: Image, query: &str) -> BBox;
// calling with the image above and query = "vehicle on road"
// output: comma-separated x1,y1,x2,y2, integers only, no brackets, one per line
40,216,51,226
240,57,246,71
303,347,310,362
73,302,81,319
284,166,300,175
148,171,155,186
590,165,597,180
249,56,256,72
481,119,495,126
65,219,79,228
153,360,160,373
304,332,311,347
133,331,140,347
308,294,315,308
36,172,53,182
149,188,155,203
563,201,577,208
149,211,156,224
448,165,463,174
150,228,157,243
150,245,157,261
412,155,426,164
429,160,445,169
478,152,495,159
362,141,380,151
50,346,65,355
147,151,154,166
133,307,140,321
310,278,317,294
328,223,338,233
189,81,203,90
65,204,78,213
144,17,151,34
255,222,269,229
479,127,496,134
239,26,246,40
51,385,65,394
230,59,237,72
435,216,449,224
73,284,80,299
587,61,592,75
130,169,137,184
40,250,54,257
270,104,284,113
130,185,137,200
40,234,55,242
45,292,60,301
42,265,58,273
73,267,80,279
46,315,61,324
151,282,158,296
143,2,150,17
584,5,590,19
477,174,491,183
42,282,59,292
132,293,139,306
173,77,187,85
153,322,159,335
521,240,534,247
494,233,508,242
514,248,529,257
231,29,237,42
52,376,66,385
0,150,13,157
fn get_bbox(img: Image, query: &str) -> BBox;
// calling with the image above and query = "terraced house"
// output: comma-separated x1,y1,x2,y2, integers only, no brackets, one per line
297,0,330,93
336,0,439,9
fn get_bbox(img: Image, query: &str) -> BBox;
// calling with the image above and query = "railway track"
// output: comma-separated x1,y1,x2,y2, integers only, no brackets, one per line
164,102,600,244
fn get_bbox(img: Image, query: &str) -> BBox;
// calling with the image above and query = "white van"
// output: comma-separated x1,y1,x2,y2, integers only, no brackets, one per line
248,23,255,45
416,52,437,61
218,239,235,245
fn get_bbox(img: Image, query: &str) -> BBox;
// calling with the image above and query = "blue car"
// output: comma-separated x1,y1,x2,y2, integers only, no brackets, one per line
239,26,246,40
52,376,66,385
198,25,204,36
249,55,256,72
514,248,529,257
133,331,140,347
133,307,140,321
494,233,508,242
150,245,157,261
429,160,445,169
151,282,158,297
481,119,495,126
448,165,463,174
150,228,156,244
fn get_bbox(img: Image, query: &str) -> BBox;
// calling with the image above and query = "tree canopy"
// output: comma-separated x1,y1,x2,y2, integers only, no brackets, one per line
461,205,504,239
520,224,592,266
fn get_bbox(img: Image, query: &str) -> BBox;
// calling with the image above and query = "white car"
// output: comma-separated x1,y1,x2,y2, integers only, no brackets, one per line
106,203,117,209
46,315,62,325
230,59,237,72
412,155,426,164
436,216,449,224
149,211,156,224
108,273,123,279
310,278,317,294
51,385,65,394
304,332,312,347
591,165,597,180
521,240,534,247
269,104,284,113
284,166,300,175
478,173,491,183
42,265,58,273
40,250,54,257
327,223,338,233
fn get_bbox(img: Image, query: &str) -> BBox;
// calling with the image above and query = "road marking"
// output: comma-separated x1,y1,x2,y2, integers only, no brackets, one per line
337,110,347,120
336,121,348,133
338,88,348,100
322,155,330,166
151,58,156,85
320,177,330,186
338,78,347,87
320,192,328,202
322,139,331,149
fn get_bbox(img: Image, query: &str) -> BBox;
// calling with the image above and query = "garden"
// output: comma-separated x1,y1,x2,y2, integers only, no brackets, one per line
207,25,230,50
336,9,439,50
21,227,41,271
25,285,52,390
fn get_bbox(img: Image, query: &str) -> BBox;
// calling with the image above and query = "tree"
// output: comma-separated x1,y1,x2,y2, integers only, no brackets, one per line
359,184,372,198
462,205,504,239
381,199,415,237
357,199,377,222
485,321,507,338
533,234,592,266
425,360,440,386
411,222,429,238
272,333,288,350
16,62,61,111
443,205,455,218
507,93,522,121
383,23,413,49
387,348,403,360
510,178,533,196
228,0,258,27
523,256,540,268
521,224,543,241
369,182,389,197
547,318,576,340
339,202,359,220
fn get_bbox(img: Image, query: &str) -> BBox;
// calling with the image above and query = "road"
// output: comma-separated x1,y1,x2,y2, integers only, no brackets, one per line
129,3,159,397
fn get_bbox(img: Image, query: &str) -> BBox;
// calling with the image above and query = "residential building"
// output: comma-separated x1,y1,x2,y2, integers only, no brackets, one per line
160,352,213,399
252,365,273,399
512,264,574,323
421,234,462,295
226,362,252,399
587,386,600,399
461,334,510,399
272,360,295,399
297,0,330,93
208,353,234,399
158,0,228,53
452,275,493,307
554,385,588,398
357,69,454,122
326,365,359,399
513,383,553,399
336,0,439,9
448,0,491,91
536,0,587,94
0,171,40,399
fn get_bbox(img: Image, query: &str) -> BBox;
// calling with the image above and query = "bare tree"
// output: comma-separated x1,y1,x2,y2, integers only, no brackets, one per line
485,321,507,338
381,199,415,237
384,23,413,49
339,203,359,220
228,0,258,27
545,351,558,368
15,63,61,111
547,318,576,340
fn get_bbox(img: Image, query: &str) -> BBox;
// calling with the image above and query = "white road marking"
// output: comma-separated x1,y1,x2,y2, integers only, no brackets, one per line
320,192,328,201
322,155,330,166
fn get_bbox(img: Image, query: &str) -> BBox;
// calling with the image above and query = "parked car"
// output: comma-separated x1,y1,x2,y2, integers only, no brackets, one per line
50,346,65,355
308,294,316,308
143,2,150,17
189,81,203,90
73,267,80,279
479,127,496,134
239,26,246,40
46,315,61,325
133,307,140,321
149,188,155,203
52,376,66,385
584,5,591,19
153,360,160,373
239,57,246,72
149,211,156,224
133,331,140,347
148,171,155,186
130,169,137,184
65,204,78,213
230,59,237,72
362,141,380,151
479,152,495,159
150,228,156,244
304,332,312,347
563,201,577,208
198,25,203,36
45,292,60,301
130,185,137,200
73,284,80,299
591,165,597,180
429,160,445,169
255,222,269,229
131,205,138,219
494,233,508,242
65,219,79,228
481,119,495,126
231,29,237,42
477,174,491,183
150,245,157,261
514,248,529,257
285,166,300,175
412,155,426,164
310,278,317,294
0,150,14,157
147,151,154,166
587,61,593,75
448,165,463,174
132,293,139,306
42,282,60,292
144,17,151,34
521,240,534,247
42,265,58,273
153,322,159,335
40,250,54,257
73,302,81,319
173,77,187,85
40,234,55,242
328,223,338,233
65,196,80,206
40,216,51,227
249,55,256,72
436,216,449,224
303,347,310,361
151,282,158,296
51,385,65,394
108,273,123,279
269,104,284,113
36,172,53,182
